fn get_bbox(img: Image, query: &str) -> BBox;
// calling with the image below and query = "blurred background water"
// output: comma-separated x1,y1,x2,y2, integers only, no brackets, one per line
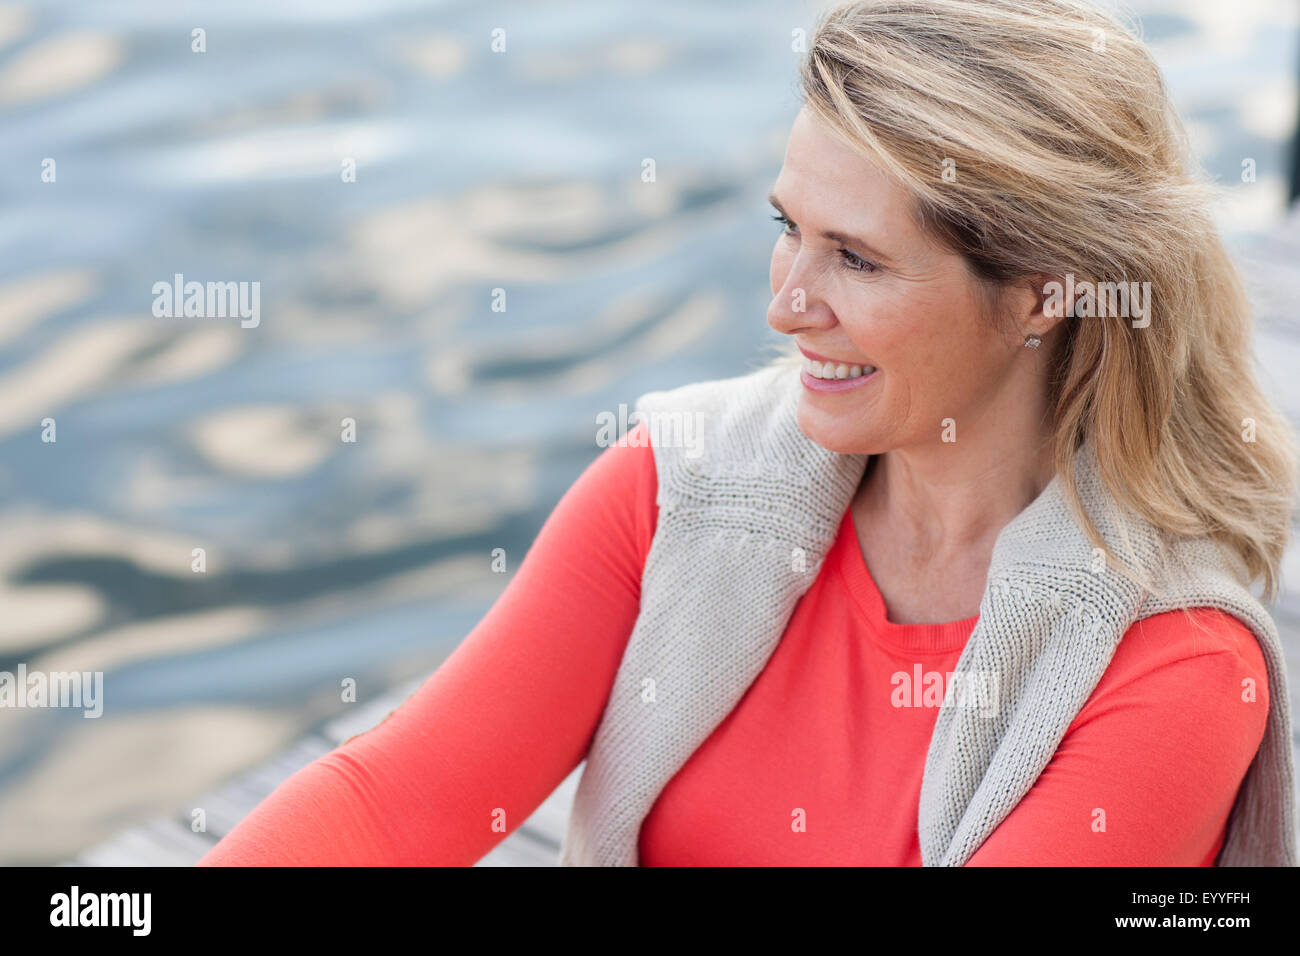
0,0,1297,864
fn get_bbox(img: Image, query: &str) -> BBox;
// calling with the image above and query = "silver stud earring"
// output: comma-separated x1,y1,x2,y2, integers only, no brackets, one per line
1023,334,1042,350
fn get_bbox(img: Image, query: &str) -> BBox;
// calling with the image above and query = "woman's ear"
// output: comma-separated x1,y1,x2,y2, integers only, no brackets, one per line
1026,273,1071,336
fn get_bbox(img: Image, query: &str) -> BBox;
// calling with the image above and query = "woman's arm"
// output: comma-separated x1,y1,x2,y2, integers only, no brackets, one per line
966,608,1269,866
198,424,658,865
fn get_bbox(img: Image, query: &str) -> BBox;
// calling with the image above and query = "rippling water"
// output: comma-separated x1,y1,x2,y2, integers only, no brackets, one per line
0,0,1295,864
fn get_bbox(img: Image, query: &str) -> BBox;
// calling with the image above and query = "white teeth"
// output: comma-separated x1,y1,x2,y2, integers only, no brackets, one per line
802,356,875,380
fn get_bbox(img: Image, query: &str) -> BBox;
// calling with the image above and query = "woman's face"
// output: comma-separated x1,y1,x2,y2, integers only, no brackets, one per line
767,107,1031,455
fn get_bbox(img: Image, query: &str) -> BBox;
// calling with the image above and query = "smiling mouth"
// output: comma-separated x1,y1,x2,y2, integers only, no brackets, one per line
800,355,876,380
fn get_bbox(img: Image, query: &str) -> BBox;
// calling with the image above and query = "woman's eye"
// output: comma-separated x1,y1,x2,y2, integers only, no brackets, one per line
839,249,876,273
771,212,876,274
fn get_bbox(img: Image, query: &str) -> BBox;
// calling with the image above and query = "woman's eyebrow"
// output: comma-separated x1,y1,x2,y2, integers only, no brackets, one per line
768,193,896,266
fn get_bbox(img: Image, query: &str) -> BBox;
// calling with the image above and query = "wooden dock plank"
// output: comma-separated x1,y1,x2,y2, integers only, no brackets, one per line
72,818,218,868
67,695,579,866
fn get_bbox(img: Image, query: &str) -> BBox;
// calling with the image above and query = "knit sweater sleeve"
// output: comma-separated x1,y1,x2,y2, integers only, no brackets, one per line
965,607,1270,866
197,423,658,866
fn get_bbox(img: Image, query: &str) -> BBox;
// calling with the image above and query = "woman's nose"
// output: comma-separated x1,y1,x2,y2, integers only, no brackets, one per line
768,255,834,336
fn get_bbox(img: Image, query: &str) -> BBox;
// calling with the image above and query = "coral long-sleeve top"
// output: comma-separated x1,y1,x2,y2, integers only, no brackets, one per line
198,424,1269,866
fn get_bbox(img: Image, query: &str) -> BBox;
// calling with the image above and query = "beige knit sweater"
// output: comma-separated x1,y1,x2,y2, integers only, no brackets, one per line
559,362,1296,866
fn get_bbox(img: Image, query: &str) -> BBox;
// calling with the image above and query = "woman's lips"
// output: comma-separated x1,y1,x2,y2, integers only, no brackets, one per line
797,347,878,392
800,363,879,392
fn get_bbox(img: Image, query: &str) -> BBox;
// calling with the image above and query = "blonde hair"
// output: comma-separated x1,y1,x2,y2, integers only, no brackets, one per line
791,0,1297,601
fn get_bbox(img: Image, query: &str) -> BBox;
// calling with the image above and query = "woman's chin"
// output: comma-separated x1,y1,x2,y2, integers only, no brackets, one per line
795,402,886,456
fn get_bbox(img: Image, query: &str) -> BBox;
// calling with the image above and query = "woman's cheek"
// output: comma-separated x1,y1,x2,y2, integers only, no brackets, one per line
841,310,897,361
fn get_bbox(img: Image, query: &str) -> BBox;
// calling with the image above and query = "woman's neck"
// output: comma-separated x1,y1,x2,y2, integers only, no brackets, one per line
853,398,1057,565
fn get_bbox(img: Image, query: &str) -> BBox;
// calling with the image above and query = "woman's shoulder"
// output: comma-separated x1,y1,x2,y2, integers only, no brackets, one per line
583,420,660,558
1122,607,1267,674
630,363,804,466
1079,606,1270,725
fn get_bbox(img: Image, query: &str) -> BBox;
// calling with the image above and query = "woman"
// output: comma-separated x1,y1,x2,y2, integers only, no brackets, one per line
199,0,1297,866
